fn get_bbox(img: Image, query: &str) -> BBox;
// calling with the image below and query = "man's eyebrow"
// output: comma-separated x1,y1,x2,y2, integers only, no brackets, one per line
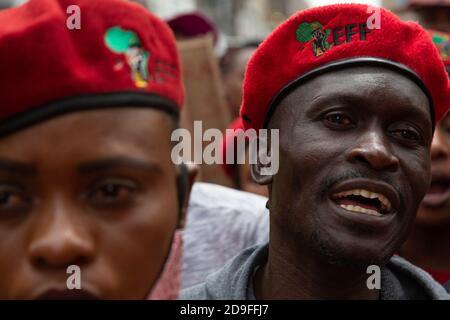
77,157,164,174
307,93,366,114
0,158,36,176
310,93,361,105
311,92,430,118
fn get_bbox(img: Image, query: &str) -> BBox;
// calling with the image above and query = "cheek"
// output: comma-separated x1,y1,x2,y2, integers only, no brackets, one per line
270,129,341,226
276,126,344,189
99,187,179,298
0,230,27,296
399,149,431,203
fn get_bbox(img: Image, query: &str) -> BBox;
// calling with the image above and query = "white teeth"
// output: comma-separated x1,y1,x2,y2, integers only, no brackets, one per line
361,189,370,198
339,204,382,216
333,189,392,211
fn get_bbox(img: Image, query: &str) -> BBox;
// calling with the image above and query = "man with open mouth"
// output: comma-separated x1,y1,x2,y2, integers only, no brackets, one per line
0,0,196,299
181,4,450,300
400,30,450,290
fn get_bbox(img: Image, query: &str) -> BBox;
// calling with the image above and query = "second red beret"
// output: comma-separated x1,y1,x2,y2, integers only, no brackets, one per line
241,4,450,131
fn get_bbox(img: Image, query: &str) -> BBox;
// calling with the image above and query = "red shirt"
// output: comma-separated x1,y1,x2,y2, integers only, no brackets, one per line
425,268,450,285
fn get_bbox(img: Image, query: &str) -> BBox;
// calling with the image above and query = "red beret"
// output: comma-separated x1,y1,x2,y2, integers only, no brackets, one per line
0,0,183,135
167,11,218,44
221,117,246,178
428,29,450,69
241,4,450,131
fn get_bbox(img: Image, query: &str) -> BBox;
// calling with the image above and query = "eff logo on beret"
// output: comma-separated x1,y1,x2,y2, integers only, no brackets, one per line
296,21,372,57
104,26,150,88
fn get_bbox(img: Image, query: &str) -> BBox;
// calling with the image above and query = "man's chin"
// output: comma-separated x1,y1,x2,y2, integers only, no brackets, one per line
310,230,391,271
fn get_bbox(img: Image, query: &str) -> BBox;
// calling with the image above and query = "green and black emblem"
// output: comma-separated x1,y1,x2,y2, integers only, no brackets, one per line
296,21,332,57
104,26,150,88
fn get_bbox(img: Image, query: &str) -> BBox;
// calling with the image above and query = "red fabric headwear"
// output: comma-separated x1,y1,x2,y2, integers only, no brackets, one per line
240,4,450,131
0,0,183,135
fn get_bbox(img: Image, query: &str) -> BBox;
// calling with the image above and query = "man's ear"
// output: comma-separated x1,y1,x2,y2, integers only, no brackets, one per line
249,127,278,186
176,162,198,229
250,161,273,185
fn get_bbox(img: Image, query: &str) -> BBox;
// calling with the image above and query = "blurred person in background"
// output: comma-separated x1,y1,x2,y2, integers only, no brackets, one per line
166,10,234,187
146,6,271,291
220,42,259,118
0,0,17,10
407,0,450,32
181,181,269,289
167,11,227,58
400,30,450,291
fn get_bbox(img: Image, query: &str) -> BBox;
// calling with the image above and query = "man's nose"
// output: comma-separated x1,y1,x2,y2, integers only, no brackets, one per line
346,131,399,172
28,198,95,270
430,129,449,162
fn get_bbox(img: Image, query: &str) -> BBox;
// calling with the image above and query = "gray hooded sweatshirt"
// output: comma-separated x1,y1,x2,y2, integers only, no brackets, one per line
180,244,450,300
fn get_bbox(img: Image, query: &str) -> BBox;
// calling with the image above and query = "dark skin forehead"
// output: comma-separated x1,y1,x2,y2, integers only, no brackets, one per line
269,65,432,143
0,108,177,171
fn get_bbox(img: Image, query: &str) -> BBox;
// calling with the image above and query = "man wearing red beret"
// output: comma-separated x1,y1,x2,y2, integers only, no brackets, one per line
0,0,195,299
181,4,450,299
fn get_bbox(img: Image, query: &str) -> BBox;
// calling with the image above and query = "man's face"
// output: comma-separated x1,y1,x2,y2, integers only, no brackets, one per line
417,112,450,225
0,108,181,299
266,66,432,268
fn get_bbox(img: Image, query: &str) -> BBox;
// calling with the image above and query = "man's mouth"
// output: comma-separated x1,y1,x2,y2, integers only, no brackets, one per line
331,189,392,216
34,288,99,300
422,173,450,208
329,179,399,218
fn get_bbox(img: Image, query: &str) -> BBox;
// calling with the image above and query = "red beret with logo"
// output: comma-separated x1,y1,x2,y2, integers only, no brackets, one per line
240,4,450,131
0,0,183,135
